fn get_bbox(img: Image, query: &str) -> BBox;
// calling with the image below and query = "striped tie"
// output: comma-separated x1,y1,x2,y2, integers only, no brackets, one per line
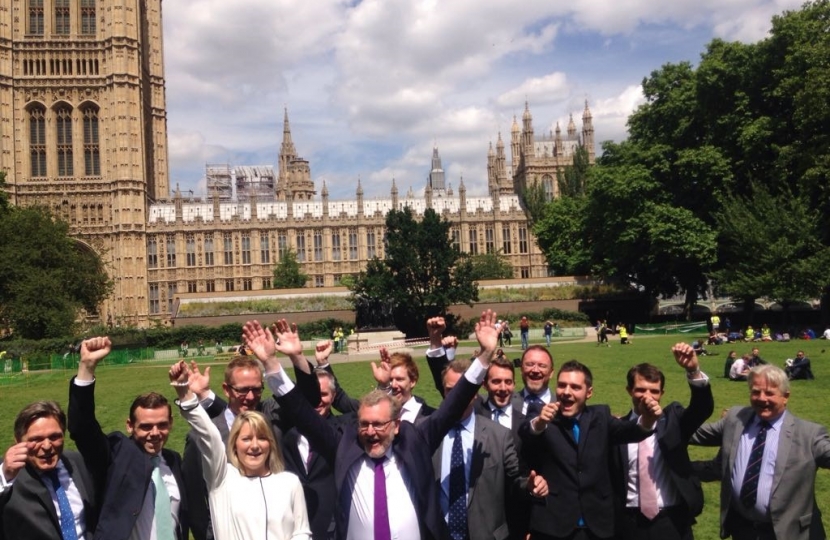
739,421,770,507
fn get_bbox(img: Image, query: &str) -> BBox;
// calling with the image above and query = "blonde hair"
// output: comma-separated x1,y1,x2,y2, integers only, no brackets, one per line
227,411,284,475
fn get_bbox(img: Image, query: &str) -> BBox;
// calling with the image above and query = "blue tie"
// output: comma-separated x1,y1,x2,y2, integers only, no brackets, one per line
740,421,770,507
46,470,78,540
448,426,468,540
570,419,584,527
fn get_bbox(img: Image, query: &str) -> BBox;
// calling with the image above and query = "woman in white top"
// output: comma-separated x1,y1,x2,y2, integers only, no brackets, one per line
169,360,310,540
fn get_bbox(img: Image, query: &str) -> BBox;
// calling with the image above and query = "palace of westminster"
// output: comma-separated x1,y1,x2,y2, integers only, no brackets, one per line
0,0,596,326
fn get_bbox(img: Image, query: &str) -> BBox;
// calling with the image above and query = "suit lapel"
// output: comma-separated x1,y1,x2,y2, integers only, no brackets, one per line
19,464,61,534
770,412,795,497
467,420,485,507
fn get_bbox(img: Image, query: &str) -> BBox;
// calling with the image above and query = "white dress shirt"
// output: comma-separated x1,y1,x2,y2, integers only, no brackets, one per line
488,401,513,429
129,454,181,540
731,411,785,521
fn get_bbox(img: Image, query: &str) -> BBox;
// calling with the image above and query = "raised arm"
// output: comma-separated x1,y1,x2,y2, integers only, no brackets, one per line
68,336,114,471
671,343,715,439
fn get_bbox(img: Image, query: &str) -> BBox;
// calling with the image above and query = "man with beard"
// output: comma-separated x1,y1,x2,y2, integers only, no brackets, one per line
521,361,662,540
242,311,499,540
0,401,98,540
69,336,190,540
691,365,830,540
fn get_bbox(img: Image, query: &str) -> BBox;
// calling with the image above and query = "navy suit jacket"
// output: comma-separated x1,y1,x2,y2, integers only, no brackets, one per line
68,378,189,540
276,369,483,540
0,451,98,540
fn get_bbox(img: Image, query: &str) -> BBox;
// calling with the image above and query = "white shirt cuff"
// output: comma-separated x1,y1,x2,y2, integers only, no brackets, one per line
265,369,295,397
688,371,710,386
463,357,487,385
426,347,445,357
200,390,216,409
73,377,94,386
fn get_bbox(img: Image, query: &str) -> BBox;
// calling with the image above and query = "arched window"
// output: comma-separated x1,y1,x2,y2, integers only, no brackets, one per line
29,0,44,35
29,105,47,177
80,0,96,35
542,175,554,201
54,0,70,35
56,104,73,177
81,105,100,176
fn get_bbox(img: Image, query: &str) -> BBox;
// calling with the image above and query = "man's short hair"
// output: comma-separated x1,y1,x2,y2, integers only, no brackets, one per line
14,401,66,442
314,369,336,393
129,392,172,423
224,356,264,385
521,345,553,367
558,360,593,388
389,352,419,382
749,364,790,394
626,363,665,391
359,389,401,420
441,358,471,394
486,356,515,381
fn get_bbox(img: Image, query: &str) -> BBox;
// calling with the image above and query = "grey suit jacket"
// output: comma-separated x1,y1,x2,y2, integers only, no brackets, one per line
432,415,525,540
691,406,830,540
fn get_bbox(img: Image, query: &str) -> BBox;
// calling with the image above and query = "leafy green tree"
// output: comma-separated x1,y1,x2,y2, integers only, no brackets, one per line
533,195,591,276
557,144,591,198
0,202,112,339
519,179,549,227
350,207,478,337
272,248,308,289
468,251,514,280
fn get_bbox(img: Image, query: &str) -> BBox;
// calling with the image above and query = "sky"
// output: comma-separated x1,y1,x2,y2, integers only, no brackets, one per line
161,0,803,201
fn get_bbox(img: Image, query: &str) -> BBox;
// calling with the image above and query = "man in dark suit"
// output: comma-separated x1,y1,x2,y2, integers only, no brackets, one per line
691,364,830,540
517,345,555,415
242,311,500,540
521,360,662,540
0,400,98,540
433,357,547,540
68,336,189,540
610,343,714,540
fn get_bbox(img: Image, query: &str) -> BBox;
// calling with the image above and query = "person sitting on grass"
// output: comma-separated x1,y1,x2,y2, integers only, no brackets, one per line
785,351,814,381
729,354,751,381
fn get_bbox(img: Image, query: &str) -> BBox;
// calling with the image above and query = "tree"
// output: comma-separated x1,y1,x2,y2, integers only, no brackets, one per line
0,197,112,339
272,248,308,289
468,251,514,280
557,144,591,198
350,207,478,337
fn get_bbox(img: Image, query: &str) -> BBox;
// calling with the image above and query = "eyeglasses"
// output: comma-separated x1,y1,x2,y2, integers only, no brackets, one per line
228,385,264,396
357,419,395,432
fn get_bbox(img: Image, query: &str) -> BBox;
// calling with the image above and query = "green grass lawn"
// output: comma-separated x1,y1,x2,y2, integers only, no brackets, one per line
3,334,829,537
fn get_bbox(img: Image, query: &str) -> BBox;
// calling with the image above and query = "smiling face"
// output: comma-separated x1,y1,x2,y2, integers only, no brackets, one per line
21,417,65,473
521,348,553,395
485,364,515,408
357,401,400,459
233,422,271,476
556,370,592,418
223,367,264,415
627,374,664,416
127,406,171,456
389,366,416,404
749,377,789,422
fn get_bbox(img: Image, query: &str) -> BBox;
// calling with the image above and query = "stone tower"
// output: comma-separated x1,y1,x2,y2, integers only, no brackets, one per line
0,0,169,325
275,108,315,200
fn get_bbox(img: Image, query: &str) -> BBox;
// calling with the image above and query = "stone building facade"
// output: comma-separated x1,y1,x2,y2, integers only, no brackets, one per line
1,0,596,326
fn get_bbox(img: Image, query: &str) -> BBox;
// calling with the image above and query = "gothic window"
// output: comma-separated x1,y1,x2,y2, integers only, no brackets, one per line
315,276,325,288
29,106,46,177
296,233,306,262
186,235,196,267
225,279,234,292
260,233,270,264
167,283,176,312
542,175,554,201
82,106,100,176
451,228,461,251
148,284,159,314
206,280,215,293
277,233,288,257
469,229,478,255
348,229,358,260
366,230,376,259
520,267,530,279
313,230,323,262
166,235,176,267
261,278,271,289
147,237,158,268
29,0,44,35
56,105,73,177
223,233,233,265
485,227,495,254
80,0,96,35
54,0,70,35
204,234,214,266
331,231,341,262
241,233,251,264
502,226,512,254
519,227,528,254
243,278,252,291
187,281,197,293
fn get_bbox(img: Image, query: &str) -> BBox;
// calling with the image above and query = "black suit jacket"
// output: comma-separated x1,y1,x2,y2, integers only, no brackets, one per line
610,382,714,526
275,369,483,540
0,451,98,540
68,378,189,540
520,405,651,539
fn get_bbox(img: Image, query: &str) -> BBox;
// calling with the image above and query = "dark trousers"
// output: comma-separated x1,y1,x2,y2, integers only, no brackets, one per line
531,530,605,540
726,512,776,540
616,506,693,540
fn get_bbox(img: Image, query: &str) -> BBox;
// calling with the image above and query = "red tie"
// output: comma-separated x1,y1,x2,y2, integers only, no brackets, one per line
638,438,659,519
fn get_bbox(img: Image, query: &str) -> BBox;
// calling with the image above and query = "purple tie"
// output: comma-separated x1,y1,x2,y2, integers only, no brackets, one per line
373,457,391,540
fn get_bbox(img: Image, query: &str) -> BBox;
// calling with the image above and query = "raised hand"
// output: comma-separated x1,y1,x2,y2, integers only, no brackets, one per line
441,336,458,350
527,470,549,498
672,342,701,375
314,340,333,366
168,360,194,400
639,395,663,430
242,320,279,371
371,347,392,387
77,336,112,381
272,319,304,361
474,309,499,364
2,441,30,482
531,401,560,432
188,360,212,400
426,317,446,348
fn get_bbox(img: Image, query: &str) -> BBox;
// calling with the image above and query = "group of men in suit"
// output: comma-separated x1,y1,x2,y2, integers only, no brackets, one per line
3,309,830,540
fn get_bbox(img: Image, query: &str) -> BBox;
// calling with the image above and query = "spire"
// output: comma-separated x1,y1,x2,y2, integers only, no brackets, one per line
487,141,495,158
496,132,504,150
391,177,398,194
582,99,592,121
356,177,363,196
321,180,329,197
511,114,520,134
567,113,576,138
282,107,294,147
522,101,532,122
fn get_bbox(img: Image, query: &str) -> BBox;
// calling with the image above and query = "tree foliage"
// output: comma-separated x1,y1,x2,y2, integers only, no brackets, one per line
349,207,478,337
557,144,591,198
468,251,514,281
272,248,308,289
0,181,112,338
